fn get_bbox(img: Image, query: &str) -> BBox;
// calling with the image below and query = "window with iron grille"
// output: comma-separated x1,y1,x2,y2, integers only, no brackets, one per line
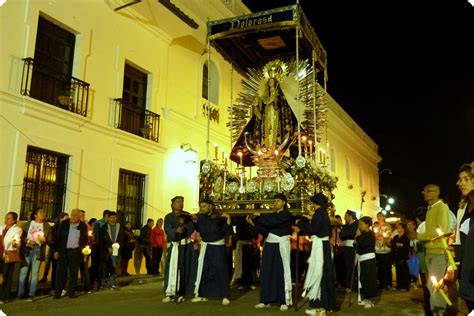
120,64,148,136
30,16,76,106
117,169,145,229
20,146,69,222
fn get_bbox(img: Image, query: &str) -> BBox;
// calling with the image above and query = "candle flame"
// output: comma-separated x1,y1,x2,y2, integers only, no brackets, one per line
237,152,242,157
431,276,438,285
274,150,279,155
436,228,443,236
308,140,312,145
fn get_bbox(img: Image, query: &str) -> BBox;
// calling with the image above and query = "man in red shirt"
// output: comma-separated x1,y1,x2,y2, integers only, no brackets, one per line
151,218,165,276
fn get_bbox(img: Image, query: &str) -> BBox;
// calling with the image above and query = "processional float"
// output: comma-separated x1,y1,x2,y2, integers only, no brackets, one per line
200,4,338,214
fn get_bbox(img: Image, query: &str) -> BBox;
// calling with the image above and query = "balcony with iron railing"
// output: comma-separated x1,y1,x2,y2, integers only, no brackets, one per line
114,98,160,143
20,57,90,117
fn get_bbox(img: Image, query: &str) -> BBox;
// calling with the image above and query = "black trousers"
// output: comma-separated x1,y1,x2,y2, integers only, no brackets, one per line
151,247,163,274
240,244,258,287
395,260,410,290
89,245,99,286
142,247,152,274
55,248,82,298
376,253,392,288
343,246,356,289
1,261,16,301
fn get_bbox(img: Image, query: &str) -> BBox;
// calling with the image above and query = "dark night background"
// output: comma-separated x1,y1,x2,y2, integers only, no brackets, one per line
243,0,474,216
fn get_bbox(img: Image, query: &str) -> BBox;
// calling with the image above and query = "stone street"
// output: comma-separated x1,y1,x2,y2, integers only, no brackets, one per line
1,276,428,316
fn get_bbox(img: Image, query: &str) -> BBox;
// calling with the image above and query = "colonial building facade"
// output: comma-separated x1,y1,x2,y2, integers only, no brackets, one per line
0,0,381,226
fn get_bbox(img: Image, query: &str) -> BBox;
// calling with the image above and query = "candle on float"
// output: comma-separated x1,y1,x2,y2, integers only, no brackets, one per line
214,144,218,160
430,276,452,306
237,151,243,166
302,136,307,156
436,228,457,270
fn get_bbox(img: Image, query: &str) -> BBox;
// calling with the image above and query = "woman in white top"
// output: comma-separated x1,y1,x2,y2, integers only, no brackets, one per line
0,212,22,304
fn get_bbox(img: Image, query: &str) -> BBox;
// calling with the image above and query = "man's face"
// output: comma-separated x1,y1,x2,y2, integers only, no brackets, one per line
70,212,80,224
108,215,117,225
148,220,154,228
359,220,368,232
423,185,439,202
80,211,86,222
274,199,286,210
199,202,211,215
173,198,184,212
344,213,351,224
457,171,473,197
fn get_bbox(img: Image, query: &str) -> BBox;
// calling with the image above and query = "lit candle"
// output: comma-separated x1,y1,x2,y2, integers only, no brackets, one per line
238,152,243,166
274,149,279,156
302,136,307,157
436,228,457,270
308,140,313,159
214,144,218,160
82,245,92,256
88,230,92,237
430,276,452,306
224,156,228,169
221,148,225,163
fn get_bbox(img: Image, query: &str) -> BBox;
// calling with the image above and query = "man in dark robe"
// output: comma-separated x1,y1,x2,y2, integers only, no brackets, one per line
249,193,293,311
191,198,233,305
340,210,359,292
162,196,197,303
295,193,336,315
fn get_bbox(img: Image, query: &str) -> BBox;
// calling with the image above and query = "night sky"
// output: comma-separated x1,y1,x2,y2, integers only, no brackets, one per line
242,0,474,216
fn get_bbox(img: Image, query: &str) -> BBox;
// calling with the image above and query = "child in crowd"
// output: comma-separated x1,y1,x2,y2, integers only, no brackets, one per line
355,216,377,308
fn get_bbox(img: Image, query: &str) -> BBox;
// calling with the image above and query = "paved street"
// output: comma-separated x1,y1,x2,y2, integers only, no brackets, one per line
1,276,428,316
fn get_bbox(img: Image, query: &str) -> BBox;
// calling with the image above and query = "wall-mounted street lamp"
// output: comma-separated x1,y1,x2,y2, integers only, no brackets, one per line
379,168,392,175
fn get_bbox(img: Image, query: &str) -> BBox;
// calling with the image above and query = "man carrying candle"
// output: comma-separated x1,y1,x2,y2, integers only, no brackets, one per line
53,208,88,299
99,211,123,291
417,184,452,316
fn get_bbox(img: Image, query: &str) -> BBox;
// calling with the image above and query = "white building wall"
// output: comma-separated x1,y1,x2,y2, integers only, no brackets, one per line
1,0,381,224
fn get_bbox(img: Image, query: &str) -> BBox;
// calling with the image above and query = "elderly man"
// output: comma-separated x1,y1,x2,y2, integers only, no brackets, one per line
53,208,88,299
162,196,198,303
417,184,452,316
192,198,232,305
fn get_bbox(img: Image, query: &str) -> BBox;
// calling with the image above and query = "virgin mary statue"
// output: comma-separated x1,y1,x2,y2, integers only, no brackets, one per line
229,59,306,167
